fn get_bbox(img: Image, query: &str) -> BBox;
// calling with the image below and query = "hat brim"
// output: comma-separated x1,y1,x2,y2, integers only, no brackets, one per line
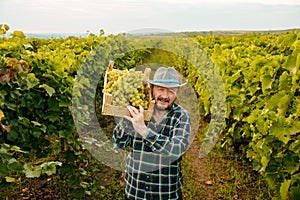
147,80,187,88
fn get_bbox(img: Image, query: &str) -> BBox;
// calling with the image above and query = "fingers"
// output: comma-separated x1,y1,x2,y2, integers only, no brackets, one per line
125,105,144,121
139,105,144,112
127,105,138,116
124,105,146,135
127,105,144,116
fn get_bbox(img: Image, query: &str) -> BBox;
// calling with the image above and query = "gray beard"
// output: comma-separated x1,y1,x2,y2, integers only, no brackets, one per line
154,104,169,111
154,99,175,111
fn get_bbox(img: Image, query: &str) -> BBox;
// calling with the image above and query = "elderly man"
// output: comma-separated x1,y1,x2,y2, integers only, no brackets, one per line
113,67,191,200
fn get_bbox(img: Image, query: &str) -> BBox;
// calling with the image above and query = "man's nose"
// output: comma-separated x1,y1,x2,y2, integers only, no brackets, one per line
160,90,168,98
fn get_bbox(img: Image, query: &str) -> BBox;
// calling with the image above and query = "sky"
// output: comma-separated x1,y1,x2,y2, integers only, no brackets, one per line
1,0,300,35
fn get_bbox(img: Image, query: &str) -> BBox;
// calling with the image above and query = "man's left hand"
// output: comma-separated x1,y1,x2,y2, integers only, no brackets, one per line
124,105,148,137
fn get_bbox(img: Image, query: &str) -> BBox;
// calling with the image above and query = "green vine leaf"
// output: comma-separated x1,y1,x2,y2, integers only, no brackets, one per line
40,84,56,97
5,176,16,183
280,179,291,200
269,121,291,145
23,163,42,178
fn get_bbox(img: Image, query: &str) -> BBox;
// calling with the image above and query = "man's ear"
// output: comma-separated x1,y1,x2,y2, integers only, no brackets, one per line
150,85,154,100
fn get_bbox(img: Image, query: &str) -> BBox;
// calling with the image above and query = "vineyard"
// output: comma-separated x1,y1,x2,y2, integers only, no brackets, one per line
0,24,300,199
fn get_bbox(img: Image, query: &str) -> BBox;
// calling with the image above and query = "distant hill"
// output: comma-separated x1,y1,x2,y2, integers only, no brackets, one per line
180,28,300,37
126,28,300,37
2,32,90,39
2,28,299,39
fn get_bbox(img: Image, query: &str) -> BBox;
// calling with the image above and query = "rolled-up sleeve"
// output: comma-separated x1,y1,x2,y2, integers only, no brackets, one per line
112,118,134,149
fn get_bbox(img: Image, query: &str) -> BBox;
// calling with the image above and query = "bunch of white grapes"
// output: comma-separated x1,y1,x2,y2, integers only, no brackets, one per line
103,69,127,94
103,69,150,109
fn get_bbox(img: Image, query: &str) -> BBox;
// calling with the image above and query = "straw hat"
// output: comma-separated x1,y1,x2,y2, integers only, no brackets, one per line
147,67,186,88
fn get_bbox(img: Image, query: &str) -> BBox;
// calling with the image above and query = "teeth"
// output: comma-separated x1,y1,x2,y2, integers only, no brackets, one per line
157,98,169,103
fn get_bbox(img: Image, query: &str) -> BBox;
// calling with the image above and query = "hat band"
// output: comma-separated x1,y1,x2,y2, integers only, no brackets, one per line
152,79,180,84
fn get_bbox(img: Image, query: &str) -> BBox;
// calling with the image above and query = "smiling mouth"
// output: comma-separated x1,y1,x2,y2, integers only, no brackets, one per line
157,97,169,103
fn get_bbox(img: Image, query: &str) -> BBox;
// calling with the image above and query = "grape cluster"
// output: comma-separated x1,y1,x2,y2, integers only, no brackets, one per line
103,69,150,109
102,69,127,94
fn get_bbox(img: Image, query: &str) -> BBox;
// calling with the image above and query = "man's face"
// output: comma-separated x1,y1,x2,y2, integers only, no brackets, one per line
152,85,179,111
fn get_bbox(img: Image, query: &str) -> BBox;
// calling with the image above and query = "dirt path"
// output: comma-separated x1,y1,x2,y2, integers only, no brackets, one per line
183,128,273,200
184,132,217,199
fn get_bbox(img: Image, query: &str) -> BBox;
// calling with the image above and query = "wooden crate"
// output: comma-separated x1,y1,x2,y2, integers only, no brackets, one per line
101,61,154,121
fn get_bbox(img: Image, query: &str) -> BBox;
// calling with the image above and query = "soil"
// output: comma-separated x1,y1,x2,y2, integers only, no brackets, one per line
185,132,218,199
183,127,272,200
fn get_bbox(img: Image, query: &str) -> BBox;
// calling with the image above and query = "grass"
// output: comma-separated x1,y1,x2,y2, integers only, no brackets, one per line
1,119,276,200
0,151,125,200
182,150,275,200
1,146,275,200
181,127,276,200
1,148,275,200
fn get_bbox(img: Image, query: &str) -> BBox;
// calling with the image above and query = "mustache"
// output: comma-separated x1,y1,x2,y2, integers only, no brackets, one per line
157,97,170,103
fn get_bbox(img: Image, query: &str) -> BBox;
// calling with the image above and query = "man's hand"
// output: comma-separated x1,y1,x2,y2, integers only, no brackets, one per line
124,105,148,137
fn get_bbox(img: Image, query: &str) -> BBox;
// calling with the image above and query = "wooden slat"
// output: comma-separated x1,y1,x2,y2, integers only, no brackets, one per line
102,104,153,120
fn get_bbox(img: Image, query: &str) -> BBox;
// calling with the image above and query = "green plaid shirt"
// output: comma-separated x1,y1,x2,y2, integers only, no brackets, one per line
113,103,191,200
